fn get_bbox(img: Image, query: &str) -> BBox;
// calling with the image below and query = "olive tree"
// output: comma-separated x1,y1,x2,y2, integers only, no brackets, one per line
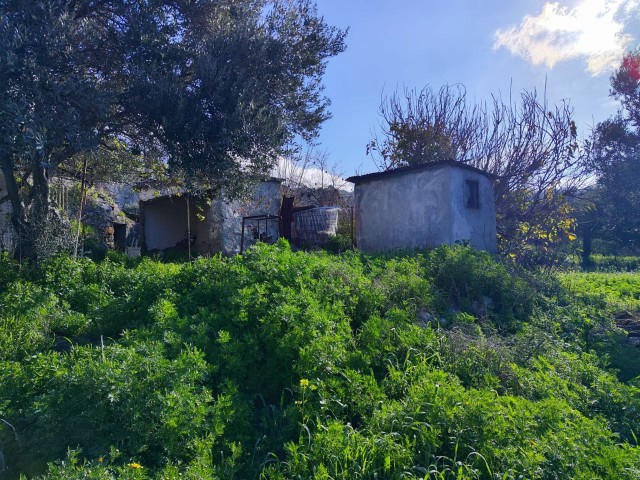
0,0,346,260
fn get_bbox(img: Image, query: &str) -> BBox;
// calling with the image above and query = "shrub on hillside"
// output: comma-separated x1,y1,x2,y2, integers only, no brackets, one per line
0,243,638,479
0,251,20,290
426,245,538,331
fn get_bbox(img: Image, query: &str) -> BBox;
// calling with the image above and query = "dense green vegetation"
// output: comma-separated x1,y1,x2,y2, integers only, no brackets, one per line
566,253,640,273
559,271,640,311
1,243,639,479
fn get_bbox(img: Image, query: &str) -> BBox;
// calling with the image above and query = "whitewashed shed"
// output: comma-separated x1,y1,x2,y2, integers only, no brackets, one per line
346,161,497,253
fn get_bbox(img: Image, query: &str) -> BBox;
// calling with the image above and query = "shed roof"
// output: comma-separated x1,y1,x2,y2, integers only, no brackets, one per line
346,160,495,185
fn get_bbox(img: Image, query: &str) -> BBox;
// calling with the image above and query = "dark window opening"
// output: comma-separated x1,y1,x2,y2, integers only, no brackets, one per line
113,223,127,251
465,180,480,209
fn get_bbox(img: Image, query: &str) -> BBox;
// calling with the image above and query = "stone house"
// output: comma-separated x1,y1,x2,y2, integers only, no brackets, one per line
138,178,283,256
0,171,283,257
346,160,497,253
0,172,139,255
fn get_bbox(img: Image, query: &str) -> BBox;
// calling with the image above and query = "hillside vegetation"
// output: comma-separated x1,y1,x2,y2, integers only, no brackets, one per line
1,242,639,479
559,271,640,312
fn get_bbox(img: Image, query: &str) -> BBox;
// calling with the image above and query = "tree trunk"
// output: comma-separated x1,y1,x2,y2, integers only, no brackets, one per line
31,161,51,223
0,158,52,261
0,160,29,259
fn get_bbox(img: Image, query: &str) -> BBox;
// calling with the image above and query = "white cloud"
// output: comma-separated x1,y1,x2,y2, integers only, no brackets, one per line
493,0,640,75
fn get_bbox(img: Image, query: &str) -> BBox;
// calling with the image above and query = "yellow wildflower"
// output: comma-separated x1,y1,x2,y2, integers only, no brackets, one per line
98,457,103,463
299,378,309,388
128,462,143,469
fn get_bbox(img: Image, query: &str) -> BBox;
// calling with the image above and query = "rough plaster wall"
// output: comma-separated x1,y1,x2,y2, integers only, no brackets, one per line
355,168,453,253
99,183,140,212
0,171,15,251
219,180,282,255
83,193,135,248
143,196,197,251
449,168,497,253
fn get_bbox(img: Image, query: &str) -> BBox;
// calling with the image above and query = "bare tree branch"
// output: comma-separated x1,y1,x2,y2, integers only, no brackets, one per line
369,84,589,263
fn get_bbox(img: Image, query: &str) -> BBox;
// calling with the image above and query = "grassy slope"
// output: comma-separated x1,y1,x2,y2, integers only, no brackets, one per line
0,243,639,479
558,271,640,311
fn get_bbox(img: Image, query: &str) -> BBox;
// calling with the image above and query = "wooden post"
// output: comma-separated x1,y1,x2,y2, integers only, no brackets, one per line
74,156,88,258
240,217,246,253
350,206,355,248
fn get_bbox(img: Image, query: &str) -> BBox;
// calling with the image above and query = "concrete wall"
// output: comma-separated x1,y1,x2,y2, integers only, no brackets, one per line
354,164,496,253
449,167,497,253
143,196,197,251
355,167,453,252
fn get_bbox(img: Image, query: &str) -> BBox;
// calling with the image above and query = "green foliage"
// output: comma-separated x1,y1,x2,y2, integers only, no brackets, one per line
558,271,640,311
1,343,214,476
0,243,639,479
427,245,538,331
0,251,20,290
555,270,640,381
611,49,640,130
579,50,640,260
0,281,88,361
323,233,353,253
569,253,640,272
583,117,640,255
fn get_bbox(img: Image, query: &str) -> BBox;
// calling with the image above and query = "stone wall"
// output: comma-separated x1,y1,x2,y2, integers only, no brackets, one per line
216,179,282,255
0,171,15,252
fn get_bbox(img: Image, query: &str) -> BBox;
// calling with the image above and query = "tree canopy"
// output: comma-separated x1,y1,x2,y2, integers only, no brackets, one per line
0,0,346,259
611,49,640,129
580,50,640,260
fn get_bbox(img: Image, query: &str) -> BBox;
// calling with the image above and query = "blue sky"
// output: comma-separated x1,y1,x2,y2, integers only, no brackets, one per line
312,0,640,177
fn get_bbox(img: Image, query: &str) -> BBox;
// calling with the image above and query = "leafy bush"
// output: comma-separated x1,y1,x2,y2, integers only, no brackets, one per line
323,233,353,253
0,251,20,290
0,343,216,476
426,245,539,331
0,242,639,479
0,281,90,361
583,253,640,272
